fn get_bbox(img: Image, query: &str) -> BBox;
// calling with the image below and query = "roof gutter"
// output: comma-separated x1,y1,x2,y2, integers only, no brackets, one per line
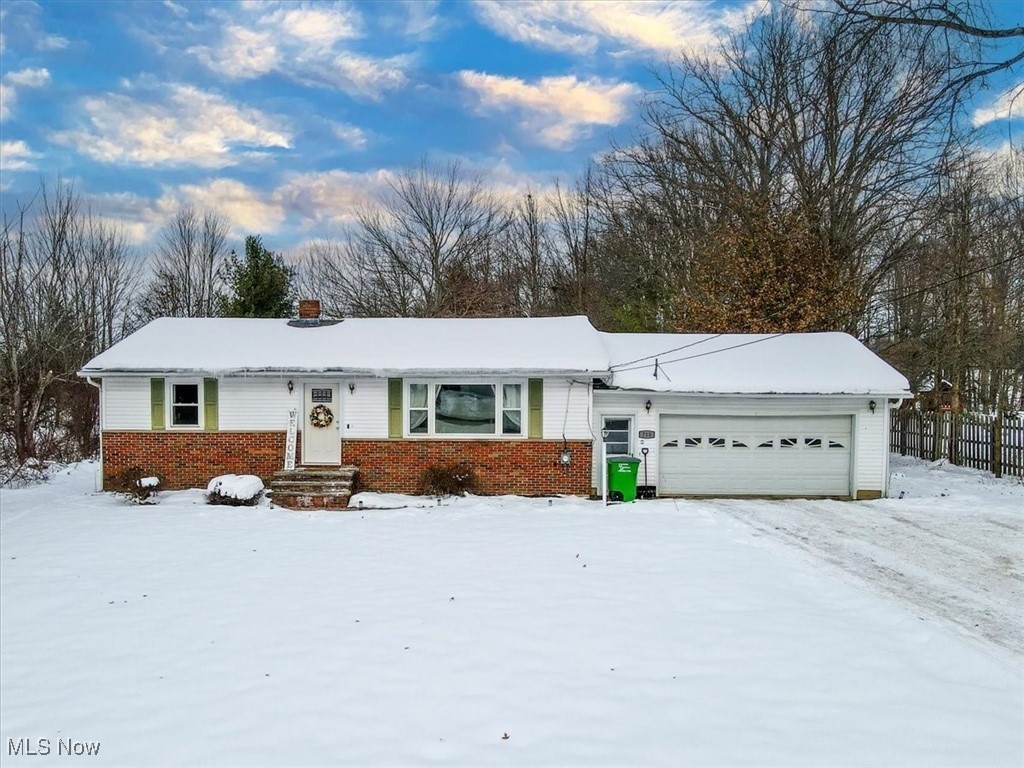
78,367,613,378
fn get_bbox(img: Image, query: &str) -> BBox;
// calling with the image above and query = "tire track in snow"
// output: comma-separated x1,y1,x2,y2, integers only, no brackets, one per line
704,498,1023,657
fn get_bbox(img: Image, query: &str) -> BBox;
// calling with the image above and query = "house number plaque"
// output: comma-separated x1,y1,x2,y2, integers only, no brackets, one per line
311,388,333,403
638,430,655,439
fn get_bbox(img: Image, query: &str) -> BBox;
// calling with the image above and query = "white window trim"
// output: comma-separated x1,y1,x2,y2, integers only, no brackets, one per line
167,378,204,430
405,379,528,439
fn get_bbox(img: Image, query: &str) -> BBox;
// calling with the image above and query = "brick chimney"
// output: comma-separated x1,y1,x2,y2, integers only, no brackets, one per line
298,299,321,320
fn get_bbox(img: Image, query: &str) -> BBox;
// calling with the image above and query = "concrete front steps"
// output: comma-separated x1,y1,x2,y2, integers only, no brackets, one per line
269,466,359,510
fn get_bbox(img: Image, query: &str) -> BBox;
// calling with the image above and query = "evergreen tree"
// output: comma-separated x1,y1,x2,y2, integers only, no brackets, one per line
220,236,295,318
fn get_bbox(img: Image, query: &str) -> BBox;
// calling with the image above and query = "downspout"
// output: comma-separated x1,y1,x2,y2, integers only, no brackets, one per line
86,376,103,491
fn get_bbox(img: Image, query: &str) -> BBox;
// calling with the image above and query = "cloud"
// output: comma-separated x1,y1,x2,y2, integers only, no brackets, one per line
0,83,13,121
189,25,281,79
329,121,368,149
458,71,638,149
472,0,766,57
1,67,51,122
36,34,69,51
276,169,397,228
262,4,361,47
0,139,39,172
5,67,51,87
303,52,410,98
187,1,409,99
163,0,188,17
50,83,292,168
167,179,289,235
972,82,1023,127
382,0,444,41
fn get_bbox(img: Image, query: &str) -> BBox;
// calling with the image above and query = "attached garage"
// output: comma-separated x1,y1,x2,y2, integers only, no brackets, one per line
594,332,912,500
657,415,852,497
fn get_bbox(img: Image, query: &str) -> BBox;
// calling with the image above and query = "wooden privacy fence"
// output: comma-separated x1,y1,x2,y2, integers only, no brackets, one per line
890,411,1024,478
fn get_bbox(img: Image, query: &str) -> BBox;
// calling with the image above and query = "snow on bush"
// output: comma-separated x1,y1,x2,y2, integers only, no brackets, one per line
206,474,264,506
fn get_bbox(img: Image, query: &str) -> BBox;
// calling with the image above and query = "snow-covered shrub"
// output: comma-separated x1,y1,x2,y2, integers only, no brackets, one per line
206,474,264,506
420,462,476,497
113,466,162,503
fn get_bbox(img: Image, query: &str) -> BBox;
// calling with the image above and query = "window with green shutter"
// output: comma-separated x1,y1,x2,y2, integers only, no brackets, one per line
203,378,218,431
528,378,543,438
388,378,403,438
150,378,165,430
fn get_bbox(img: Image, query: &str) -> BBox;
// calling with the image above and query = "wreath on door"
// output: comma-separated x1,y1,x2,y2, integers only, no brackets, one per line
309,404,334,429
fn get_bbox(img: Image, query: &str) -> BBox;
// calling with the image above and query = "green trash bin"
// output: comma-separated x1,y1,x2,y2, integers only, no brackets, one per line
606,455,641,502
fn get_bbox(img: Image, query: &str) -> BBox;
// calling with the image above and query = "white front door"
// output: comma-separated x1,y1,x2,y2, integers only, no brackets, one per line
303,384,341,465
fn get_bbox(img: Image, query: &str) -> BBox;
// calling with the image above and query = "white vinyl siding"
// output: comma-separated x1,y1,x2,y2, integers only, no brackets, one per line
218,378,295,431
854,405,889,494
344,379,389,438
542,379,593,440
102,377,151,430
592,392,889,497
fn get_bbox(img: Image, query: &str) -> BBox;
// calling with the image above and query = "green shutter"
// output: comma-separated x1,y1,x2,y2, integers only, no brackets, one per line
204,378,219,431
150,378,165,430
528,378,543,439
388,378,403,438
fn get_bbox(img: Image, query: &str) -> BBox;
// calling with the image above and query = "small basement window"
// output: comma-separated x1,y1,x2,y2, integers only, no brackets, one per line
171,383,200,427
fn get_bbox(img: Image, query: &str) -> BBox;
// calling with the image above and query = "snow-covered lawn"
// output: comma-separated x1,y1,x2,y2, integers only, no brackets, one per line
1,460,1020,767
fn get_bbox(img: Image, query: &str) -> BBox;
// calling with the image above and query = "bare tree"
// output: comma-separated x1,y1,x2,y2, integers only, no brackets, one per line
138,206,228,320
829,0,1023,90
602,7,959,332
875,147,1023,412
304,161,512,318
0,180,138,476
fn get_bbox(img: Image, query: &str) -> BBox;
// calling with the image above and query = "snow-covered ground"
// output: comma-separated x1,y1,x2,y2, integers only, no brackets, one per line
706,456,1023,654
1,459,1020,766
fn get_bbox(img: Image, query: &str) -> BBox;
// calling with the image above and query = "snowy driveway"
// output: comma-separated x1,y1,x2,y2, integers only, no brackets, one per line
705,456,1023,655
1,459,1021,767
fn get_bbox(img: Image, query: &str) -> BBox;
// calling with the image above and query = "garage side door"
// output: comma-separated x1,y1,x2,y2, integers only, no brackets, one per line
658,415,852,497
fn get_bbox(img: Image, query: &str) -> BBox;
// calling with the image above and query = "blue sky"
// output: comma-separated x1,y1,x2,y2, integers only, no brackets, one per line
0,0,1020,252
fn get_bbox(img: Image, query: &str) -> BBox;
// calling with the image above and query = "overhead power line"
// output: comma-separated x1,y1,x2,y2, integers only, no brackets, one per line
609,253,1021,375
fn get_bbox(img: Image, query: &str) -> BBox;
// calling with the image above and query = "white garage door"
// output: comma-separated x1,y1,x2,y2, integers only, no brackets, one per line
658,415,852,497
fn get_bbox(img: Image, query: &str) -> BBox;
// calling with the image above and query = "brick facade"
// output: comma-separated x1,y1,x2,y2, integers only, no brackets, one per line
343,439,593,496
102,432,593,497
102,431,296,490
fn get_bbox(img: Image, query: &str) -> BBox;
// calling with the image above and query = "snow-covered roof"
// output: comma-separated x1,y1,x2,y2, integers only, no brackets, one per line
603,332,910,396
80,317,910,396
79,316,611,376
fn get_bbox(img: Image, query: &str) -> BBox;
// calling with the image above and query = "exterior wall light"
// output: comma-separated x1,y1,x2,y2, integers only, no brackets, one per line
349,383,356,394
287,380,294,395
645,399,652,413
869,400,877,413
